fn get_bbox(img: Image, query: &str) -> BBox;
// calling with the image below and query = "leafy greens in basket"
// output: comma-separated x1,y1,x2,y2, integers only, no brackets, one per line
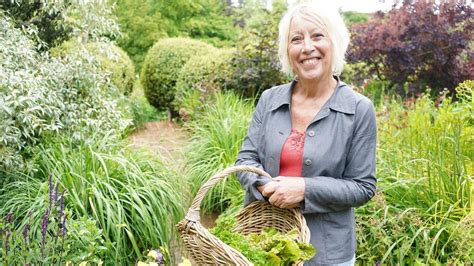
210,215,316,265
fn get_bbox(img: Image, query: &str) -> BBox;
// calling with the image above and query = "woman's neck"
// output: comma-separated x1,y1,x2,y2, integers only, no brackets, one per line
295,75,337,99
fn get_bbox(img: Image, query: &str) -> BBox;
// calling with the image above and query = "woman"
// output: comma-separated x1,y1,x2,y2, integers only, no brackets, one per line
235,2,377,265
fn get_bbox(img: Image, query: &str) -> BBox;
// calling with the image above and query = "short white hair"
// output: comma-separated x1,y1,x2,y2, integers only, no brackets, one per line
278,2,350,76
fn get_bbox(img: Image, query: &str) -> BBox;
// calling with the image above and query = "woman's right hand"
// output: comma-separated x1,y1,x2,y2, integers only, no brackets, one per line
257,181,280,197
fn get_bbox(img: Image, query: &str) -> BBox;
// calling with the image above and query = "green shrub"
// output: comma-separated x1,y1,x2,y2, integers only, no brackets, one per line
340,61,372,88
141,37,214,116
226,8,289,98
51,40,136,95
174,48,235,120
0,16,131,173
184,92,254,213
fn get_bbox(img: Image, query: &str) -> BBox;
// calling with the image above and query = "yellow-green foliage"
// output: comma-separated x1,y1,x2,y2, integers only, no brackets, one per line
340,61,372,87
174,48,235,120
50,40,136,95
140,37,214,114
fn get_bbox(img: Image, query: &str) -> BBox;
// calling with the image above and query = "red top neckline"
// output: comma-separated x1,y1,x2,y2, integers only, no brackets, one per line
279,129,306,177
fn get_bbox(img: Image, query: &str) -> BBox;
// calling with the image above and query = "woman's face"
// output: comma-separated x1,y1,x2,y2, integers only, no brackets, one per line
287,16,333,82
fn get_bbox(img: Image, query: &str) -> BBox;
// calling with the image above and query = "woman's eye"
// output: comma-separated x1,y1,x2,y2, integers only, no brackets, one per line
312,33,324,39
291,36,302,42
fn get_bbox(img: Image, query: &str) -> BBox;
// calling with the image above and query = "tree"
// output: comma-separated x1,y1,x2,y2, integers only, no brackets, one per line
114,0,238,68
347,0,473,95
0,0,71,49
227,3,289,97
114,0,168,68
342,11,370,27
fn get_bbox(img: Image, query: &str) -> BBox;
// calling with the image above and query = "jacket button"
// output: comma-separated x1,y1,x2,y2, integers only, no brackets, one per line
308,130,315,137
304,159,312,166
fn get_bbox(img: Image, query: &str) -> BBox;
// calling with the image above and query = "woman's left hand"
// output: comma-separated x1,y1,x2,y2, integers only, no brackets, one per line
267,176,305,209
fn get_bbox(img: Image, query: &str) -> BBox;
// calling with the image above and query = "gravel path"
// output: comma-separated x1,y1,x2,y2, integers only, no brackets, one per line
128,121,188,163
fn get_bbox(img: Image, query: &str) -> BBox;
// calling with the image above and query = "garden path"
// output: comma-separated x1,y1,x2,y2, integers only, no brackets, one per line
128,121,188,163
128,121,218,229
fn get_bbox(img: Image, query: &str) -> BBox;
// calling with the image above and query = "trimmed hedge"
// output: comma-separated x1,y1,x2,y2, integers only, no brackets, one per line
51,40,136,95
140,37,214,115
174,48,235,120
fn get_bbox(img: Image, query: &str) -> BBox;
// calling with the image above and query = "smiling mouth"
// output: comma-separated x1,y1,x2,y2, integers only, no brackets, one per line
300,57,322,65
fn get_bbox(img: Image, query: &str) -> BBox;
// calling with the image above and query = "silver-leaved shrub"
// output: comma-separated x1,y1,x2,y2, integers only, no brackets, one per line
0,14,131,172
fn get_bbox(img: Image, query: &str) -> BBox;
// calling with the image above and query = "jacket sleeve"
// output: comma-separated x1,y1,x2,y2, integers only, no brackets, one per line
301,98,377,214
235,90,272,206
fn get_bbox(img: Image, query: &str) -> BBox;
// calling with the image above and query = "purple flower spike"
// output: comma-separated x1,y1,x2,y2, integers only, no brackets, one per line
23,224,30,244
41,208,50,248
156,249,164,264
61,215,67,238
376,260,381,266
5,212,13,223
5,230,11,255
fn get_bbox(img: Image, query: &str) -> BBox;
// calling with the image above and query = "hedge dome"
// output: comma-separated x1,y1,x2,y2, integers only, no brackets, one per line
174,48,235,120
140,37,214,114
51,40,136,95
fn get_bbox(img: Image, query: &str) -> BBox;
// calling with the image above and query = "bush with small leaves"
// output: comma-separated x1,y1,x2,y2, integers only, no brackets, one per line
51,40,136,95
348,1,473,95
0,15,131,173
174,48,235,120
140,37,214,116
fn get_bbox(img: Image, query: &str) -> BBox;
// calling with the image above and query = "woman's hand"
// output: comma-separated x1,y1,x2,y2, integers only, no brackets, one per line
259,177,305,209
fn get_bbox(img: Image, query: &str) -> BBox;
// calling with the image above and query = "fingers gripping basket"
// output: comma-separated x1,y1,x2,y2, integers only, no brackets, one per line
176,165,311,265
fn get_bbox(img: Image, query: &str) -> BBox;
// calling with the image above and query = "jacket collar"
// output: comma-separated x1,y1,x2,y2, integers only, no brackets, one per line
270,76,356,114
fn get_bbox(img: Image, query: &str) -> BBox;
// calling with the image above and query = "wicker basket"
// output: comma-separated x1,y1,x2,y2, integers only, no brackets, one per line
176,165,311,265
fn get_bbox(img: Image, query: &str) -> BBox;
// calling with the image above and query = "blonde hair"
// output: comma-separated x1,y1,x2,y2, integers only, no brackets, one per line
278,2,350,76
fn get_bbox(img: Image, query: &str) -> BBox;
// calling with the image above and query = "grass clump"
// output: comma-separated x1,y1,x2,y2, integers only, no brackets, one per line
354,80,473,264
1,135,186,264
184,91,254,213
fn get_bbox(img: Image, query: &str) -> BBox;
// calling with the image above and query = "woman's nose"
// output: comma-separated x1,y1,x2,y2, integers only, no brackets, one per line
302,37,315,53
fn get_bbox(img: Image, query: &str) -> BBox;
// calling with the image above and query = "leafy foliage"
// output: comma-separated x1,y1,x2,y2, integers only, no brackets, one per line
211,215,316,265
128,92,165,131
51,40,136,95
150,0,238,45
0,0,120,49
0,15,131,172
113,0,168,68
174,48,235,120
140,37,214,116
114,0,238,68
341,11,370,26
228,6,289,97
348,1,473,95
0,0,71,49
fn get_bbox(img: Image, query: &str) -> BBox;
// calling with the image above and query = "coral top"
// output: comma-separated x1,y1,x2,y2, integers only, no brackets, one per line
279,129,305,177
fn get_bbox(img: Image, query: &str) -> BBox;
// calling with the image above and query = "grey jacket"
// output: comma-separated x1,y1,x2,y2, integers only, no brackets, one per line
235,78,377,265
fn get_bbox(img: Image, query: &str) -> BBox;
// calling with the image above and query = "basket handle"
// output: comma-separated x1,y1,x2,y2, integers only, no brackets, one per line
185,165,272,222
